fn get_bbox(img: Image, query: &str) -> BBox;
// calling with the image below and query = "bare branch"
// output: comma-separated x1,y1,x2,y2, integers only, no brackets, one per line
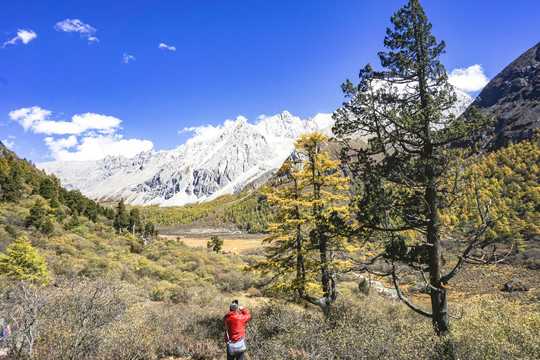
391,270,433,318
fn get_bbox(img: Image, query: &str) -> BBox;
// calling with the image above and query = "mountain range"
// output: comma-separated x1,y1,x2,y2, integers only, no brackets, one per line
39,111,336,206
40,83,472,207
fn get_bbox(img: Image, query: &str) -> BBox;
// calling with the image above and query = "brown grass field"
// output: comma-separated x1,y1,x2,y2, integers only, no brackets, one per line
160,235,265,253
160,235,539,305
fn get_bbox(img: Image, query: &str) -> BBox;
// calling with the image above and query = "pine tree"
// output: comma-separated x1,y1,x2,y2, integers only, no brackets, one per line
207,235,224,253
129,208,143,235
0,157,24,203
26,198,48,230
114,199,130,233
144,221,156,238
333,0,494,335
253,132,351,316
0,236,49,284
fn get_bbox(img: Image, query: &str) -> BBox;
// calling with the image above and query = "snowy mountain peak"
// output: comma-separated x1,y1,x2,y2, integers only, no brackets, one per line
39,94,471,207
39,112,333,207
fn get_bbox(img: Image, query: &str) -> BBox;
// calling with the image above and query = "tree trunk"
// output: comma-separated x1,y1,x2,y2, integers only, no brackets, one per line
426,164,450,335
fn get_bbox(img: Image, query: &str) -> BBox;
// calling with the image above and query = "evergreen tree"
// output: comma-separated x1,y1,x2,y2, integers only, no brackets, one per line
26,198,48,231
129,208,143,235
207,235,224,253
333,0,495,335
39,178,57,200
144,221,156,238
253,132,351,316
114,199,130,232
0,157,23,203
0,236,49,284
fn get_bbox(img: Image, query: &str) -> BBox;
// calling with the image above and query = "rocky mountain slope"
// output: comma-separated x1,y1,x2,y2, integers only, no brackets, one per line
469,41,540,149
39,112,333,206
40,89,472,207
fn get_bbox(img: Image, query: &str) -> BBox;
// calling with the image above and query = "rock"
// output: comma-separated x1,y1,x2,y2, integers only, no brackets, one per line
416,282,430,294
246,287,263,298
502,279,530,292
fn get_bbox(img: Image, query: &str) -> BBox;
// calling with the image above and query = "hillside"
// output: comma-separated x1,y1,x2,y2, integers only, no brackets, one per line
1,139,539,360
467,41,540,150
0,140,257,296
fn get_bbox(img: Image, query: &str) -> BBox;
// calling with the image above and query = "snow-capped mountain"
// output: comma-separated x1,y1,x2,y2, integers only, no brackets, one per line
40,89,472,207
39,111,333,206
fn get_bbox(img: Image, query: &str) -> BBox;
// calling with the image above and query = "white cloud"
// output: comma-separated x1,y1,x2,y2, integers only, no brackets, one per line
2,139,15,149
448,64,489,92
9,106,121,135
159,43,176,51
55,19,99,43
8,106,52,131
44,135,78,155
46,134,153,161
179,117,245,145
2,29,37,48
123,53,136,64
10,106,153,161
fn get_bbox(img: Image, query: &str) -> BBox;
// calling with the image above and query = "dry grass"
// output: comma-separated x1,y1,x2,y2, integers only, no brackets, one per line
161,235,266,253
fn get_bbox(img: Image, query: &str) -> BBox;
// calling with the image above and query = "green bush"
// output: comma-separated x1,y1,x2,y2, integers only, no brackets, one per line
215,270,254,293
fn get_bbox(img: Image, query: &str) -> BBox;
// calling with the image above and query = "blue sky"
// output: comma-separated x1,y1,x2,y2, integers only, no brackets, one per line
1,0,539,163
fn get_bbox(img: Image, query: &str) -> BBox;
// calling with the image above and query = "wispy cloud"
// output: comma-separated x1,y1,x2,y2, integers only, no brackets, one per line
159,43,176,51
55,19,99,43
448,64,489,93
10,106,153,161
2,139,15,150
123,53,136,64
2,29,37,48
179,116,246,145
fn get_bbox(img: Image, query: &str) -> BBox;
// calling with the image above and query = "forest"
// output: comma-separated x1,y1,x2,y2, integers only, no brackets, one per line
0,0,539,359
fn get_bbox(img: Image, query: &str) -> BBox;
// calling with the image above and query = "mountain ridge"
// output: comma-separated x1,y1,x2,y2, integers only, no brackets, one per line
39,111,335,206
40,87,472,207
468,41,540,149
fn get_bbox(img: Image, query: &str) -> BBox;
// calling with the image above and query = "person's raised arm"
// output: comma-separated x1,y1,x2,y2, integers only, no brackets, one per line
238,306,251,323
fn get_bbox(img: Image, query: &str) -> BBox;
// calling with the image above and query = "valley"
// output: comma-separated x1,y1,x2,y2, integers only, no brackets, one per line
0,1,539,359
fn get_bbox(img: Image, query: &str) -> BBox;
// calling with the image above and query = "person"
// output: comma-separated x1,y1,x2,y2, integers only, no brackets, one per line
2,325,10,347
223,300,251,360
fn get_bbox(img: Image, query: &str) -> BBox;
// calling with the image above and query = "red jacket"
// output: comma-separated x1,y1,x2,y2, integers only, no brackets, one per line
223,308,251,343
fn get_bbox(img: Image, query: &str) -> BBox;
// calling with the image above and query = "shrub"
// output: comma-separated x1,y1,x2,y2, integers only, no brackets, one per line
215,270,253,293
247,287,263,298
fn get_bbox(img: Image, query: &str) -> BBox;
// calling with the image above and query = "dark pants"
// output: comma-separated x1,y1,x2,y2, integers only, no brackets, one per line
226,347,245,360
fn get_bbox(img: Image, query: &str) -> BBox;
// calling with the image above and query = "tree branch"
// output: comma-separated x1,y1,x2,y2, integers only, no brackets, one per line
391,269,433,318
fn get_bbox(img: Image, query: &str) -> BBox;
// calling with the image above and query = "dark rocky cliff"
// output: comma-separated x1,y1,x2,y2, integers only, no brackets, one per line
470,41,540,149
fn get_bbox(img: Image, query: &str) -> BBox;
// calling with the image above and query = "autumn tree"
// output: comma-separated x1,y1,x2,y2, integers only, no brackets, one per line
333,0,495,334
0,236,49,284
253,132,351,316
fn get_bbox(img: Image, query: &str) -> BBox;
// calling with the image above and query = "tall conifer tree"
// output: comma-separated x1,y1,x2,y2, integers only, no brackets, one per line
333,0,493,334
